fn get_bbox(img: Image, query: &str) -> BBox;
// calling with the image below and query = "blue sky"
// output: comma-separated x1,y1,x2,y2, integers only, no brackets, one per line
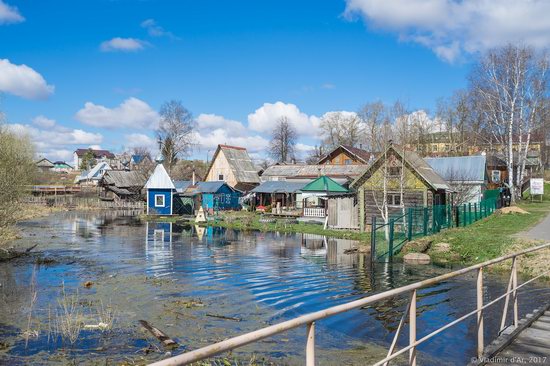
2,0,547,162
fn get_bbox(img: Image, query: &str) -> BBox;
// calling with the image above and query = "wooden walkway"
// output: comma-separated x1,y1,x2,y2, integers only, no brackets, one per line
485,307,550,365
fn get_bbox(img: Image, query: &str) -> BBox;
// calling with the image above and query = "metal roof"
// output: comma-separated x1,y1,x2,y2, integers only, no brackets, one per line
145,164,175,189
301,176,348,192
425,156,486,183
251,181,307,194
261,164,366,179
174,180,236,194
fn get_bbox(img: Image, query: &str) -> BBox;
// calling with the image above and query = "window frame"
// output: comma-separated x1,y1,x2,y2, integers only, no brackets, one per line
154,194,165,207
218,174,224,181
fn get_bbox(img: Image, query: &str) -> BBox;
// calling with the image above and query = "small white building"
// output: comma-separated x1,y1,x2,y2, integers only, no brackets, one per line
74,162,111,186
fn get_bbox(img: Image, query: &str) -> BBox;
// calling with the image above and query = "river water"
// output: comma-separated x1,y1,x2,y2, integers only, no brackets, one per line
1,211,549,365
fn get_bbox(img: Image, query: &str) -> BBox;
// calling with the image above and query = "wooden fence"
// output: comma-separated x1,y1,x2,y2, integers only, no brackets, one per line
22,195,144,210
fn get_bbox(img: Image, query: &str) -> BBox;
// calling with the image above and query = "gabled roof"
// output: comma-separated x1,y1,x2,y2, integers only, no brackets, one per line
261,164,366,179
145,164,175,189
53,161,73,168
351,144,450,191
425,156,486,183
74,148,115,159
301,176,348,193
205,144,260,184
36,157,54,168
318,145,373,164
75,162,111,182
173,180,237,194
101,170,147,188
251,181,307,194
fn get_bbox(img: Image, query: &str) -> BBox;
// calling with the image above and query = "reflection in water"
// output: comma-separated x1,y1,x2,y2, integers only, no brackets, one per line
5,211,550,365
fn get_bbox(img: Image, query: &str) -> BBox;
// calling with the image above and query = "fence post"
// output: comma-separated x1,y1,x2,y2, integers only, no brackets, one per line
306,322,315,366
371,216,376,263
512,256,519,327
474,203,478,222
407,208,413,241
468,203,472,225
455,205,459,227
409,289,417,366
423,208,428,236
389,220,394,259
463,204,467,227
477,267,484,358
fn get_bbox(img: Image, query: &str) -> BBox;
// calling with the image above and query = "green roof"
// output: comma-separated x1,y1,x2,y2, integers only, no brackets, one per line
300,176,348,193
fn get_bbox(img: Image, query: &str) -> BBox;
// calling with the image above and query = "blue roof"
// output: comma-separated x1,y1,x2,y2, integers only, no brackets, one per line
173,180,236,194
425,156,486,183
251,181,307,194
131,155,145,164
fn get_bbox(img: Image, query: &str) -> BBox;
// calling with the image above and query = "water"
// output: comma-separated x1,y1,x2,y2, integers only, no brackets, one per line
1,210,549,365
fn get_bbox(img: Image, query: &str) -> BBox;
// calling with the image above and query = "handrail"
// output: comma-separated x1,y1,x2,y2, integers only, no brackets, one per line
149,242,550,366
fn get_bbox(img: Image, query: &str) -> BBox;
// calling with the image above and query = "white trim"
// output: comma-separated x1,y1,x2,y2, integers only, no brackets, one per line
170,190,173,215
147,190,150,214
154,194,165,207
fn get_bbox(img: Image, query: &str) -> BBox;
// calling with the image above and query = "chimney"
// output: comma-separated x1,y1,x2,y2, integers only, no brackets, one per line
192,169,196,186
359,143,363,150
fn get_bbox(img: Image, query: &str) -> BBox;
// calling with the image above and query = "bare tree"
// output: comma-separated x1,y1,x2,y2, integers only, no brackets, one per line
470,45,549,202
269,116,297,163
157,100,195,174
131,146,152,160
319,112,364,149
306,145,325,164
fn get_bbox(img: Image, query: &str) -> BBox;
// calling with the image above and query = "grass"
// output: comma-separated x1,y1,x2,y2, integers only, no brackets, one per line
417,183,550,270
205,211,371,242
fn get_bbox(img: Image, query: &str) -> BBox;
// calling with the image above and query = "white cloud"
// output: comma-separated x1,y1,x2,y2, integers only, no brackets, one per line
100,37,148,52
247,101,321,136
0,59,54,99
75,97,159,129
124,133,158,151
32,115,56,128
192,113,269,153
0,0,24,24
141,19,179,40
7,122,103,162
296,143,316,152
344,0,550,62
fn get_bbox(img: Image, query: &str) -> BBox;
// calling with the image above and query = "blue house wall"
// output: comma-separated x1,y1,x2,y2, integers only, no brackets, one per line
201,184,242,211
147,188,173,215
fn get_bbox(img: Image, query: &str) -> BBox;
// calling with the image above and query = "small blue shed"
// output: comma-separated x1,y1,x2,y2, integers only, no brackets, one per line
145,164,176,215
174,181,242,213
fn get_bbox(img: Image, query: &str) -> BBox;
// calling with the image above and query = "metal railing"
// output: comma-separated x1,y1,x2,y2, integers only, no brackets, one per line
149,242,550,366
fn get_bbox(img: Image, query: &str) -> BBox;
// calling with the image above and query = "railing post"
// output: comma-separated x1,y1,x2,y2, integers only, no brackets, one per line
423,207,428,236
306,322,315,366
477,267,484,358
407,208,413,241
389,220,394,259
409,289,417,366
512,256,519,327
371,216,377,263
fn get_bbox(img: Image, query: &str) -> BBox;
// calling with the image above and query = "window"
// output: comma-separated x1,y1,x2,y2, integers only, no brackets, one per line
218,174,224,181
154,194,165,207
344,159,352,165
491,170,501,183
388,166,402,177
388,194,401,206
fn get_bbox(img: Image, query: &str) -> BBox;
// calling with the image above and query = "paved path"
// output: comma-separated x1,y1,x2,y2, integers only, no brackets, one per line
522,212,550,241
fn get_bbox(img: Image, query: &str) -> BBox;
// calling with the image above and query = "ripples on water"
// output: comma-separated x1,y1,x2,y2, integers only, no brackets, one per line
2,210,550,365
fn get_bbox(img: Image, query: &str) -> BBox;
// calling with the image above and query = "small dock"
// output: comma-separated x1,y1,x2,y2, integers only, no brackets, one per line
483,306,550,365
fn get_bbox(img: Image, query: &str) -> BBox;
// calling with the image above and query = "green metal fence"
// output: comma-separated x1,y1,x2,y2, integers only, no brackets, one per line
371,197,499,261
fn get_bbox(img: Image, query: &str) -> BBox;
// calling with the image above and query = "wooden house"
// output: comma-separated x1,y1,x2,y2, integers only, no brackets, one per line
204,144,260,191
145,164,176,215
300,176,348,219
250,181,307,210
36,157,54,172
73,148,115,170
318,145,373,165
175,181,242,214
74,161,111,186
99,170,147,202
425,155,487,204
350,143,450,231
260,164,366,186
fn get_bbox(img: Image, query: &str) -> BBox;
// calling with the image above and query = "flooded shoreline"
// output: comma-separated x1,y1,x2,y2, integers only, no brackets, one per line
1,210,549,365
